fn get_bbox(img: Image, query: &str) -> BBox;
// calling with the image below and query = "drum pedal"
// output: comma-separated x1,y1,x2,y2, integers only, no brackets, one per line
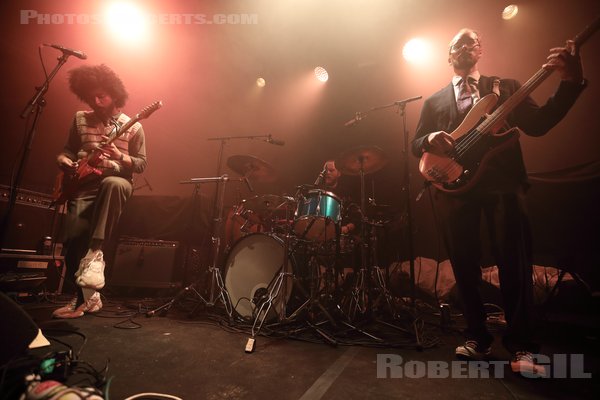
245,337,256,353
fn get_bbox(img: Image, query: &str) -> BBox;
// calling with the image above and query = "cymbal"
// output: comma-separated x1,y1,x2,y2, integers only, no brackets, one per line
335,145,388,176
243,194,296,213
227,155,277,183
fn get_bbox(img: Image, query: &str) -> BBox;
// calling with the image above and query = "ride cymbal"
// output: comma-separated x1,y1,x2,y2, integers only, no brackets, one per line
335,145,388,176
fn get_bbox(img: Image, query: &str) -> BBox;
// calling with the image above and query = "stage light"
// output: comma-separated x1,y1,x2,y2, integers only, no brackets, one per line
314,67,329,83
256,77,266,87
402,38,431,64
105,2,149,42
502,5,519,20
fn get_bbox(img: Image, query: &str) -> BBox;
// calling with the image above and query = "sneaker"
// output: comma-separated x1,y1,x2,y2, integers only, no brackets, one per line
511,351,548,378
455,340,492,360
52,297,78,318
52,292,103,319
76,250,105,290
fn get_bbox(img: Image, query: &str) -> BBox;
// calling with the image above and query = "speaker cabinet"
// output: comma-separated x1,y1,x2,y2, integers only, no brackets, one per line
0,185,63,251
110,238,180,288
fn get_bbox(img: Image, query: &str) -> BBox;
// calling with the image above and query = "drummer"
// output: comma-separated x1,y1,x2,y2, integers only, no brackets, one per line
320,160,359,236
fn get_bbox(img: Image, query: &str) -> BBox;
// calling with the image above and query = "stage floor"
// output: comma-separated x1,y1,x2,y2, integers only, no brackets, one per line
5,286,600,400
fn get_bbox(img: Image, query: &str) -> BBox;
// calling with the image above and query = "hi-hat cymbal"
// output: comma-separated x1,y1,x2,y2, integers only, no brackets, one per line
227,155,277,183
243,194,296,213
335,145,388,176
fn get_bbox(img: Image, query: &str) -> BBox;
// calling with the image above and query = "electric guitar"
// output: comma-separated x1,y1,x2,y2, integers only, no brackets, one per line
53,100,163,204
419,16,600,194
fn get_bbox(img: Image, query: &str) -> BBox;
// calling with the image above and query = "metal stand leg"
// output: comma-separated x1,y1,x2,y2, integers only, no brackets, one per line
147,175,235,319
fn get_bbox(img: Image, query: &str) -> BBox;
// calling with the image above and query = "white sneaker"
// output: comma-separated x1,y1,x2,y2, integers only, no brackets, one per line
76,250,105,290
455,340,492,361
511,351,548,378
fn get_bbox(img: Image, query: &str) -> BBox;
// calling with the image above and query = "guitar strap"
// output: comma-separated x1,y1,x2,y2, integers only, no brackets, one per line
491,76,501,96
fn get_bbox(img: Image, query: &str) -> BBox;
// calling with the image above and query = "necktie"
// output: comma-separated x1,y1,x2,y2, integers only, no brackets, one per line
457,77,474,116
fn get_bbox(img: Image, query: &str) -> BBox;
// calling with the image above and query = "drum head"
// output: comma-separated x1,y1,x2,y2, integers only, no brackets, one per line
224,233,293,319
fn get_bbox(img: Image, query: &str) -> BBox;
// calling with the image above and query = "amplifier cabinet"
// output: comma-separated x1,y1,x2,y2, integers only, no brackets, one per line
110,238,180,288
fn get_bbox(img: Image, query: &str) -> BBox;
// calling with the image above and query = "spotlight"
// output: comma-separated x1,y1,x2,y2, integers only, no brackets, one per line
256,77,266,87
105,2,148,42
314,67,329,83
402,38,431,64
502,5,519,20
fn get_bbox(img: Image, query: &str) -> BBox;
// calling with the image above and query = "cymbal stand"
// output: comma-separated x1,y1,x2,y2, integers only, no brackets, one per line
146,175,234,318
346,160,370,320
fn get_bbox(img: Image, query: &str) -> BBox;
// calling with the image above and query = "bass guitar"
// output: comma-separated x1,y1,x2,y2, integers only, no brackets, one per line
53,100,162,204
419,16,599,194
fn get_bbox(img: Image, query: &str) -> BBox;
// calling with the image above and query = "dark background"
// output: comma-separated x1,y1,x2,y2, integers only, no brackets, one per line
1,0,599,284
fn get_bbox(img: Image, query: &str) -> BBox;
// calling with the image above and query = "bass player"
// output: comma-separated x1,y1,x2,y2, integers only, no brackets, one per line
412,28,586,376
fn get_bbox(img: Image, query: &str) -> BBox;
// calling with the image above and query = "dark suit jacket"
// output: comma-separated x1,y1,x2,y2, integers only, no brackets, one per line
412,75,585,193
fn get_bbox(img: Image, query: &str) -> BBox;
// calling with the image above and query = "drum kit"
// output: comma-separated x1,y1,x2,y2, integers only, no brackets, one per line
151,145,403,340
218,145,402,328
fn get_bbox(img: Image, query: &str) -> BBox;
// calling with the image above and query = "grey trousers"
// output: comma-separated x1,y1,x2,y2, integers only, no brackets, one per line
63,176,133,284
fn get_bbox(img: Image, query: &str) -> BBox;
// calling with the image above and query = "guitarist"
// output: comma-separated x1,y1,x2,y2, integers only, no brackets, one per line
411,28,585,376
53,64,148,319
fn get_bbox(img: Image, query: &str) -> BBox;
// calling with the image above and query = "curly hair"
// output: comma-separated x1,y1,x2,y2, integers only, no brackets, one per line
68,64,128,108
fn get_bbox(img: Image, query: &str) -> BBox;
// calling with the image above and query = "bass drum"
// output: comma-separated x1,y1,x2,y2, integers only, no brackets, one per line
223,233,296,320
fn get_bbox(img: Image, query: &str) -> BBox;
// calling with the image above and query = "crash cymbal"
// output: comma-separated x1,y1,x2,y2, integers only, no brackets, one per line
335,145,388,176
227,154,277,183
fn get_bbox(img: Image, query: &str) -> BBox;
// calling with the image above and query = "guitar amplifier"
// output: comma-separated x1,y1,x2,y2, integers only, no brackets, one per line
110,238,181,288
0,185,64,252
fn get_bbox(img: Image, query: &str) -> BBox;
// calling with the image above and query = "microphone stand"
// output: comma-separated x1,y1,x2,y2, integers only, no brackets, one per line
1,53,71,249
345,96,422,348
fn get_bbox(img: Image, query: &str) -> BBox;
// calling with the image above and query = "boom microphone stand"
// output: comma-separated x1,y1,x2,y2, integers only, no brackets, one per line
344,96,421,307
343,96,424,348
1,52,72,249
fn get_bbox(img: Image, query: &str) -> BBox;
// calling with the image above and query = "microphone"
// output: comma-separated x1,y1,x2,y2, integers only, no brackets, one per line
344,112,363,127
265,135,285,146
314,165,327,186
43,43,87,60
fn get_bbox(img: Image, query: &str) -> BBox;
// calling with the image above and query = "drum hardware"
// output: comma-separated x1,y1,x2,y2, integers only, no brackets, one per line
245,201,296,351
244,188,343,351
146,175,239,318
342,98,423,348
334,146,388,320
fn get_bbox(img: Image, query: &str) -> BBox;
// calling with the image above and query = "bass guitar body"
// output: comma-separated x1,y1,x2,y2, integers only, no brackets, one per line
419,94,519,194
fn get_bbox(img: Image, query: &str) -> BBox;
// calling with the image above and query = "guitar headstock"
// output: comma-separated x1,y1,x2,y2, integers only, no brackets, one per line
574,15,600,47
136,101,163,120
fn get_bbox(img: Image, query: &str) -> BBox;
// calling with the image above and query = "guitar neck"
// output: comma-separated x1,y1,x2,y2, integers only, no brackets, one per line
478,14,599,135
479,67,552,134
104,116,140,145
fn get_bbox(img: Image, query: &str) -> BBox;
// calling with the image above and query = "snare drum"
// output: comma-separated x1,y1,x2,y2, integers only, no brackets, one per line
294,190,341,241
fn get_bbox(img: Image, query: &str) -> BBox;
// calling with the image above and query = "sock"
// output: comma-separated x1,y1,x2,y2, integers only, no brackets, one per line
82,288,96,302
